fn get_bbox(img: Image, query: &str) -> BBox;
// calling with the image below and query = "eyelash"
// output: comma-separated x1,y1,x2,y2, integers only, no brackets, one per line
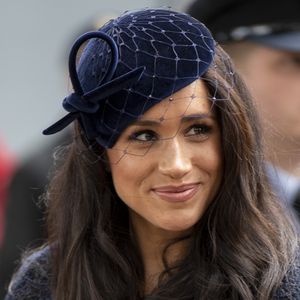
128,130,158,144
128,124,213,144
185,124,212,138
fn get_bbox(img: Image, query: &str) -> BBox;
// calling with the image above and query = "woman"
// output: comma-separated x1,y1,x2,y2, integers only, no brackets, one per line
5,8,300,300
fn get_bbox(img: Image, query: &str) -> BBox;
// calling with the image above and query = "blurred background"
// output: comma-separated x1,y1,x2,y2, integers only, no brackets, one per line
0,0,193,159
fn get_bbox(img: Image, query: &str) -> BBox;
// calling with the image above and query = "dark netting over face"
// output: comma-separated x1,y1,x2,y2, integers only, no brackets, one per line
77,46,235,165
43,8,235,163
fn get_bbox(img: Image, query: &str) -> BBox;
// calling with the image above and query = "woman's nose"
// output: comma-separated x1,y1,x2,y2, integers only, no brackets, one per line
158,137,192,179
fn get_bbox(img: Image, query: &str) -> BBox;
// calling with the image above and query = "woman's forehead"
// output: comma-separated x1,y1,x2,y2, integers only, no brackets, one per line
138,80,214,121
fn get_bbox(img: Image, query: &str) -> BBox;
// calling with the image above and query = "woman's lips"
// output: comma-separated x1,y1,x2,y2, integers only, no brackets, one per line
152,183,200,203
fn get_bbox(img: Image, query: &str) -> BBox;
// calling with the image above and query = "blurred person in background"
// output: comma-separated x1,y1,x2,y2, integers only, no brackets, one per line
188,0,300,220
0,135,15,247
0,133,70,299
0,136,16,298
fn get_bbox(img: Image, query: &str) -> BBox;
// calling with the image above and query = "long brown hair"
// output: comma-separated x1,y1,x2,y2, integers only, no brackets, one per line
46,45,298,299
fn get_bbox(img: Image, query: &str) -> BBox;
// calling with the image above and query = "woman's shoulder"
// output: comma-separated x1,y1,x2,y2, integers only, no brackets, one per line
274,249,300,299
5,245,52,300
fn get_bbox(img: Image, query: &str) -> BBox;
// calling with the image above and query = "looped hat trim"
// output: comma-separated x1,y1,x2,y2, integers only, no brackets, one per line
43,31,144,135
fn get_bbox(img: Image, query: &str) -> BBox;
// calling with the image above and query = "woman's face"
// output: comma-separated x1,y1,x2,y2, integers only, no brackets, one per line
107,80,223,233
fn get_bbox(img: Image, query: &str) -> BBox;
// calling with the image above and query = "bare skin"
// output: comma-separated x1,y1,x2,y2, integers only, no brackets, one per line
131,212,189,293
107,80,223,292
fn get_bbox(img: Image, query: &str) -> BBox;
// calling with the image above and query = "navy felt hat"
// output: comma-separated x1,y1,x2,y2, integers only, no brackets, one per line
187,0,300,51
43,8,215,148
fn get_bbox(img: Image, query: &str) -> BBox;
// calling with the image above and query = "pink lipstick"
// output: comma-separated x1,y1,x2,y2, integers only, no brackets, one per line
152,183,200,203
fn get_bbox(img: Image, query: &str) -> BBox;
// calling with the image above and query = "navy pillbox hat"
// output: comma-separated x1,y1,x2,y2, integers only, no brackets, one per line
43,8,215,148
187,0,300,51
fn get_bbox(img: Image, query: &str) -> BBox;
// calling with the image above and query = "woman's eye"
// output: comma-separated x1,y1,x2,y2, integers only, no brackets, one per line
185,124,212,138
129,130,157,143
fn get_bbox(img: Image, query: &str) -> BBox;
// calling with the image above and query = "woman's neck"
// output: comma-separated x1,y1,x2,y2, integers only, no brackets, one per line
130,211,190,294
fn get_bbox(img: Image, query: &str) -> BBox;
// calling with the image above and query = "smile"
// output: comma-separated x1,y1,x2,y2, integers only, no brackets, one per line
152,183,200,203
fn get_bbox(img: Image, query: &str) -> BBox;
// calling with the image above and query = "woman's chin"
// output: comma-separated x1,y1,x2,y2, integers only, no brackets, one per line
157,217,198,233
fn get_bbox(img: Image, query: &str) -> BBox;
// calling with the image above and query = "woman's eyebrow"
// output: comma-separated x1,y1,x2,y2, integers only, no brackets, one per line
181,113,216,122
132,119,161,127
131,113,215,127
